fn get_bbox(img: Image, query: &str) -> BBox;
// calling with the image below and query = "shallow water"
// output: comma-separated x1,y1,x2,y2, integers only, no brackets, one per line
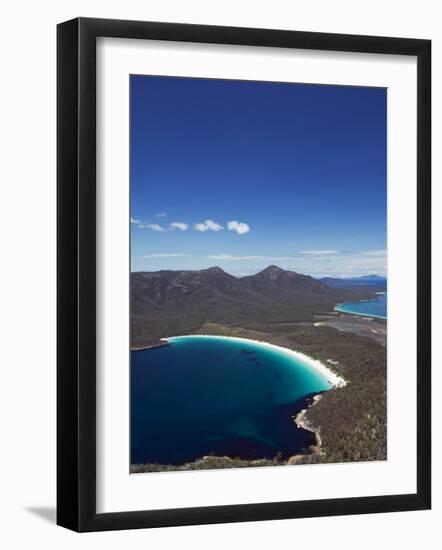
131,336,331,465
335,292,387,319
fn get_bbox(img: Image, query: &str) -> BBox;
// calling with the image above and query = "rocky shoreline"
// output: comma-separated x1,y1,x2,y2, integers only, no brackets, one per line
130,391,330,474
288,394,324,464
130,320,386,472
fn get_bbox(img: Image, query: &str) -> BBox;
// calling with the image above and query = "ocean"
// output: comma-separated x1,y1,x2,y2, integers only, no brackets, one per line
334,292,387,320
131,335,332,466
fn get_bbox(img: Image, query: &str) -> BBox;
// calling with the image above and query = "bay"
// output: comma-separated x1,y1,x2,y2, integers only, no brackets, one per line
131,335,333,465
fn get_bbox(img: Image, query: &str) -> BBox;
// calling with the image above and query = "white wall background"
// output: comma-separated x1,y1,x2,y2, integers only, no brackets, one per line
0,1,439,548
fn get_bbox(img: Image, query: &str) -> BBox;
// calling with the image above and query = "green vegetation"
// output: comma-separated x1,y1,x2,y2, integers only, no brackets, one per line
131,455,282,473
131,266,378,348
198,323,386,466
131,266,386,471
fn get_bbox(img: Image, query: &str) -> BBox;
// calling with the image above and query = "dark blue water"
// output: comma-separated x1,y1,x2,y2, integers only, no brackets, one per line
131,336,332,465
335,292,387,320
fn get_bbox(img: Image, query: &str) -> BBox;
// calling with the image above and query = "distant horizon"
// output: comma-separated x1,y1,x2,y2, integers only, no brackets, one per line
131,76,386,278
130,264,387,280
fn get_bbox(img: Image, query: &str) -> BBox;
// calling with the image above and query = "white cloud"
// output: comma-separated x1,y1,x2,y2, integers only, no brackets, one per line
227,220,250,235
300,249,338,255
141,223,167,232
170,222,189,231
361,249,387,257
194,219,224,232
143,253,187,258
155,212,167,218
130,217,142,225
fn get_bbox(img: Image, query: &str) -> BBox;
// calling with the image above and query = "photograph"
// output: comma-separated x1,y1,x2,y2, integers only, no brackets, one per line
0,0,434,541
129,75,388,473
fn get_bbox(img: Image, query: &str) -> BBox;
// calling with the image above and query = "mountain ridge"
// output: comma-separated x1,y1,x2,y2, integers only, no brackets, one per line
131,265,379,348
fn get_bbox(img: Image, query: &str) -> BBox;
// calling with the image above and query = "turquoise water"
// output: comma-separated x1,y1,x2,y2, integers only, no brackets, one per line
335,292,387,319
131,336,332,465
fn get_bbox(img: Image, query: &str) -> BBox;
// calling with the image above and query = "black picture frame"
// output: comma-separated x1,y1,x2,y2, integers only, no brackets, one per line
57,17,431,532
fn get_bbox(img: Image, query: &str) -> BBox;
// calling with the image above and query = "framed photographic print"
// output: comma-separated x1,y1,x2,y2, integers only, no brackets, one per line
57,17,431,532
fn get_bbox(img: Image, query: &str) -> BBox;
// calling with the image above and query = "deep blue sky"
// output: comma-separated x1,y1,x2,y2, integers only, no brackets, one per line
130,75,386,277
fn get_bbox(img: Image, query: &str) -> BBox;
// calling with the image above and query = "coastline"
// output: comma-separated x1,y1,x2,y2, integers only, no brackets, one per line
334,292,387,321
130,333,345,471
315,312,386,346
334,305,387,321
130,324,386,471
131,342,169,351
294,394,323,447
287,394,325,464
162,334,347,389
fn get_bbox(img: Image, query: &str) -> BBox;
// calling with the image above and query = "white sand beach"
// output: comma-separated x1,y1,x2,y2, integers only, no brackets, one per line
162,334,347,389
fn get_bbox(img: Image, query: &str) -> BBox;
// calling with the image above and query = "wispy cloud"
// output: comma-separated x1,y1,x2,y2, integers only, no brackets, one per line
227,220,250,235
300,249,338,255
141,223,167,232
131,217,142,225
206,250,387,278
155,212,167,218
143,253,187,258
194,219,224,232
361,249,386,257
209,255,266,261
170,222,189,231
208,254,303,261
